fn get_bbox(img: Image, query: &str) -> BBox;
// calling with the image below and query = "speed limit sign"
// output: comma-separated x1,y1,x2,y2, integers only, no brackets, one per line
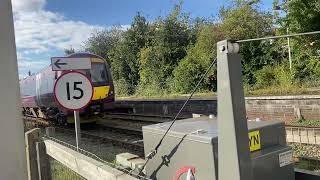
54,71,93,110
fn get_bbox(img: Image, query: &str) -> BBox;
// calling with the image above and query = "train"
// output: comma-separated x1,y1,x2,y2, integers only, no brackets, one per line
20,53,115,125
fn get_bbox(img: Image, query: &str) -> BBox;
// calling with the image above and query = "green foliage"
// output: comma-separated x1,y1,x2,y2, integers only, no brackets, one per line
114,78,133,97
254,63,293,89
287,119,320,127
292,48,320,86
83,27,123,59
287,0,320,38
81,0,320,97
110,13,150,94
64,47,75,55
220,4,277,85
51,160,83,180
171,25,220,93
136,5,194,96
272,0,320,83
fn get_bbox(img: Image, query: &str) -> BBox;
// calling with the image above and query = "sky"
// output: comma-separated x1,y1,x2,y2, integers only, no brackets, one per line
12,0,274,78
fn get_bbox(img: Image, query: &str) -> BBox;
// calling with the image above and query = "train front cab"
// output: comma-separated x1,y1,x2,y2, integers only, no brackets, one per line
66,54,114,124
88,57,115,112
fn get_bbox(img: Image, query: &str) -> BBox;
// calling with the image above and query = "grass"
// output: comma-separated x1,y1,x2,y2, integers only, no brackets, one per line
286,119,320,127
116,86,320,100
50,159,84,180
116,92,215,100
244,86,319,96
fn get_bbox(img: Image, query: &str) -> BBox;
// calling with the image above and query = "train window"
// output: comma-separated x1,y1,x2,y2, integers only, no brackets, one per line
90,63,108,86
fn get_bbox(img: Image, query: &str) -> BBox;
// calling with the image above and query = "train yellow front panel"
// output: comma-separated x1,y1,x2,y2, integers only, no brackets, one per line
91,58,105,63
92,86,110,100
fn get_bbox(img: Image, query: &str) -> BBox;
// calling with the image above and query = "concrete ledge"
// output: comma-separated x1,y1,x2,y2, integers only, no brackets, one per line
245,95,320,100
117,95,320,101
44,140,138,180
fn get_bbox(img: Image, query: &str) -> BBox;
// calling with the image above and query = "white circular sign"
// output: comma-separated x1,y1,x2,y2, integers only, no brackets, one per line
54,71,93,110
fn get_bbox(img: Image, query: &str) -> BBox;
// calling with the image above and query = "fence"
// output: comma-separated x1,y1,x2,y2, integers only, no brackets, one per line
25,128,142,180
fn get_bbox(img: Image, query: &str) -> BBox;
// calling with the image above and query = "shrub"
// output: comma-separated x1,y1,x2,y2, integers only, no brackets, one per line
114,78,133,97
254,64,294,89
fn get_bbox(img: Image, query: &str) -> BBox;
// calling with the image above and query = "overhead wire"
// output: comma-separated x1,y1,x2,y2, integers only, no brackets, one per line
236,30,320,43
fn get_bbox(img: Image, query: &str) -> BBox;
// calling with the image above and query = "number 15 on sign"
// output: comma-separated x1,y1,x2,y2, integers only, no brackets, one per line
54,72,93,110
54,71,93,150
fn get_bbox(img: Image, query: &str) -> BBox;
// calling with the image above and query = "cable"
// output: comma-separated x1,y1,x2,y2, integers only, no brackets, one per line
236,30,320,43
138,58,217,176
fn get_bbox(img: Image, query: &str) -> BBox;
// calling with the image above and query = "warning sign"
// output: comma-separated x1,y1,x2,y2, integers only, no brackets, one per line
249,130,261,152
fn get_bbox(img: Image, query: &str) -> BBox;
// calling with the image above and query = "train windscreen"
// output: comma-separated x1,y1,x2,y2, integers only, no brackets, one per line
89,63,108,86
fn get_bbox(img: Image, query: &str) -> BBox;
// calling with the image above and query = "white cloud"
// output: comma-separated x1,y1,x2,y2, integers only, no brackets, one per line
14,10,103,53
12,0,46,12
17,53,48,72
12,0,105,76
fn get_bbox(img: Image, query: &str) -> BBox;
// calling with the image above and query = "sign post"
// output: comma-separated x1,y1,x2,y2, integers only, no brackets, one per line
74,111,81,148
54,71,93,151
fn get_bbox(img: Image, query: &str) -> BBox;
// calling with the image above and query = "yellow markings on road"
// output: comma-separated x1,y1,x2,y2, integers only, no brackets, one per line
249,130,261,152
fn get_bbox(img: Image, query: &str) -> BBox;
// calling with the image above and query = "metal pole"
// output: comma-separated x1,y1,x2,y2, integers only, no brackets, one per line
74,111,81,151
0,0,28,179
217,40,253,180
287,28,292,71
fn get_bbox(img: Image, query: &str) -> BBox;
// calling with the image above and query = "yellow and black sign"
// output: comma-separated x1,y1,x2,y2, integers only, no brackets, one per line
249,130,261,152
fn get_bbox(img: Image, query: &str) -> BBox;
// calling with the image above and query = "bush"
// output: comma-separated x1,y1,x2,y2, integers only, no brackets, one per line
135,81,169,97
170,24,218,94
114,78,133,97
254,64,294,89
170,59,203,93
254,65,276,88
293,49,320,87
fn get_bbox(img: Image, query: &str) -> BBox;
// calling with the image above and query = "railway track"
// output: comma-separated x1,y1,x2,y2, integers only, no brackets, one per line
40,113,175,157
58,126,142,146
103,112,183,123
99,112,185,132
54,126,144,156
23,114,146,156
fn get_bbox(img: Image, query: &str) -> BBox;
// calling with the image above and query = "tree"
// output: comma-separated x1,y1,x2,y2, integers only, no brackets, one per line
277,0,320,84
110,13,150,95
83,27,123,59
219,3,276,85
64,47,75,55
171,25,223,93
137,4,193,95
